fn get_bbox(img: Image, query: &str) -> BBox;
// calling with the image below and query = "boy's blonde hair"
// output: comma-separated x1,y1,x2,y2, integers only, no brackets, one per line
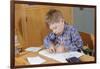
45,9,64,25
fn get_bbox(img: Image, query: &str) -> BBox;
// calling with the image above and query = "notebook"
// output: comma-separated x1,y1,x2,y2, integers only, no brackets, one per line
39,49,84,63
27,56,46,64
25,47,41,52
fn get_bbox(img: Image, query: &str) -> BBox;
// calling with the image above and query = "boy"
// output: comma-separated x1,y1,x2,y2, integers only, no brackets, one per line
44,9,83,53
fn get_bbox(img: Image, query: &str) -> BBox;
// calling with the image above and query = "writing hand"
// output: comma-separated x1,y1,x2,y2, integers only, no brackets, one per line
47,43,56,53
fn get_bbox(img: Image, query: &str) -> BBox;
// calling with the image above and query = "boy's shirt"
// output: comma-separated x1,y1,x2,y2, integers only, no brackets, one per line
44,23,83,51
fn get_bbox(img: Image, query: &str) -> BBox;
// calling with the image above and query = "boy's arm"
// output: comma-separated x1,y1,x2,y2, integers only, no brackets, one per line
43,33,55,49
43,33,56,53
44,36,52,49
69,26,83,51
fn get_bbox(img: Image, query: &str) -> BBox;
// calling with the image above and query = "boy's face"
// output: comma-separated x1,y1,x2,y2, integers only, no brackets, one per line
49,19,64,35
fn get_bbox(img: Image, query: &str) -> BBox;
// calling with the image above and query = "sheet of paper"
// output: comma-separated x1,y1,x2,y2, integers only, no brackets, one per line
39,49,84,63
25,47,41,52
27,56,46,64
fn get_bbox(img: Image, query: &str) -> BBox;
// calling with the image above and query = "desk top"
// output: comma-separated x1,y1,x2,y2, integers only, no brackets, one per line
15,50,60,66
15,48,95,66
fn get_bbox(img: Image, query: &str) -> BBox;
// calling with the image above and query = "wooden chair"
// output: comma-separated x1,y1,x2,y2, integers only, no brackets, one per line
79,32,95,56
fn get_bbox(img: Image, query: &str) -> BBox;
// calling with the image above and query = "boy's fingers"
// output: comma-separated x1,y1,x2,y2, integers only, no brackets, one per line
47,49,50,52
49,48,55,53
48,48,52,53
52,48,56,53
47,46,56,53
51,47,56,53
50,49,53,53
47,49,52,53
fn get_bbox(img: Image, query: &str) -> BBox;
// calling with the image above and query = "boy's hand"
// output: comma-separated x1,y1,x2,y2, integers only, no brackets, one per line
56,45,69,53
47,44,56,53
56,39,68,53
56,45,65,53
56,39,65,53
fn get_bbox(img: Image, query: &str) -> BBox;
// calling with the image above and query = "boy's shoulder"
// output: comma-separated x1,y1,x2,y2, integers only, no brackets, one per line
64,23,76,31
46,32,56,39
64,23,78,35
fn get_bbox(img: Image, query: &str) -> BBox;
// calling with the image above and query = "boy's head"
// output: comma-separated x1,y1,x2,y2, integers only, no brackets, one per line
45,9,65,35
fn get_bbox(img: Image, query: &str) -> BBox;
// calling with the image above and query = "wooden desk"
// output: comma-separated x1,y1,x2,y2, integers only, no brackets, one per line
15,50,60,66
15,49,95,66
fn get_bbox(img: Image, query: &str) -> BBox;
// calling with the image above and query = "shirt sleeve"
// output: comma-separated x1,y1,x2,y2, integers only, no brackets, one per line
43,33,56,49
69,26,83,51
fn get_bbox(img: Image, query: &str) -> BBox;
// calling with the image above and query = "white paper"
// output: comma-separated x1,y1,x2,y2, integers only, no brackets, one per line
39,49,84,63
27,56,46,64
25,47,41,52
